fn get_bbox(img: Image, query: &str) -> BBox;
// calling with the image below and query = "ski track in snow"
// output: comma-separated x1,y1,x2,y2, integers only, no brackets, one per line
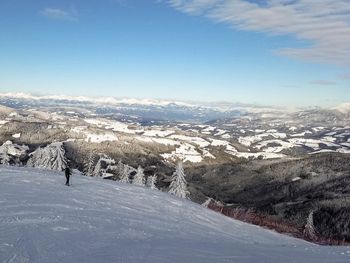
0,166,350,263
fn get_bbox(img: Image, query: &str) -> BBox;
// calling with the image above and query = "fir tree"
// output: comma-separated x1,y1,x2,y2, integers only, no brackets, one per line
116,160,124,176
50,142,67,171
133,166,145,186
304,210,317,240
146,174,158,190
84,153,95,176
168,161,189,199
0,145,10,165
93,157,103,177
27,142,67,170
119,165,130,183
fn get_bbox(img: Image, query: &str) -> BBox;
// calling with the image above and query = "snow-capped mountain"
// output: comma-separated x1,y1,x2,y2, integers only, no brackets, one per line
1,166,349,263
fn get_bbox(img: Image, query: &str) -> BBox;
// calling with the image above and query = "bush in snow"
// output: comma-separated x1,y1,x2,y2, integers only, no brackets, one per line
132,166,145,186
168,161,190,199
27,142,67,171
202,197,213,208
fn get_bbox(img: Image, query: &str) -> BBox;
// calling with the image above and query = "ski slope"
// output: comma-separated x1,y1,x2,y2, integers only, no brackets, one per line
0,167,349,263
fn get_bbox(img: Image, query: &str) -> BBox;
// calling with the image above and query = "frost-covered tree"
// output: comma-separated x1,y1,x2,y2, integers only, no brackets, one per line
168,161,189,199
84,153,95,177
27,142,67,171
0,141,28,166
115,160,124,176
304,210,317,239
92,154,116,177
119,166,130,183
50,142,67,170
132,166,145,186
93,157,103,177
146,174,158,190
0,145,10,165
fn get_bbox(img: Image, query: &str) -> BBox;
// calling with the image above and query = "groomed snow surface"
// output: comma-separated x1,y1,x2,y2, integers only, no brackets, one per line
1,167,349,263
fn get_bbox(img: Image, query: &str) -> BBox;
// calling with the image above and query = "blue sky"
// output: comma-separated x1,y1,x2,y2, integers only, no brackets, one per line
0,0,349,107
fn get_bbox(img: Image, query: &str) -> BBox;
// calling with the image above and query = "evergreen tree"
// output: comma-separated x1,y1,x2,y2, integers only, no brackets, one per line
133,166,145,186
0,145,10,165
27,142,67,170
116,160,124,176
146,174,158,190
119,165,130,183
84,153,95,176
50,142,67,170
168,161,189,199
304,210,317,240
93,157,103,177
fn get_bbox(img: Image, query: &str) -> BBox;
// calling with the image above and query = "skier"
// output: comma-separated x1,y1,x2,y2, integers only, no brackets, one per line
65,167,71,186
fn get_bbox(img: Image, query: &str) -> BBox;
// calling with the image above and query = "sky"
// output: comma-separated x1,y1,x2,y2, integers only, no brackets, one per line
0,0,349,107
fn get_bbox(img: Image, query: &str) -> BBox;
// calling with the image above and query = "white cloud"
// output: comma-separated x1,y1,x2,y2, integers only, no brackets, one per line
40,7,78,21
167,0,350,67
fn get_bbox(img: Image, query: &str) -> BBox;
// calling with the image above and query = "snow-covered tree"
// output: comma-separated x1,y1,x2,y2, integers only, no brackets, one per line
168,161,189,199
146,174,158,190
93,157,103,177
115,160,124,176
50,142,67,170
0,145,10,165
27,142,67,171
92,154,116,177
132,166,145,186
304,210,317,239
0,141,28,166
84,153,95,177
119,165,130,183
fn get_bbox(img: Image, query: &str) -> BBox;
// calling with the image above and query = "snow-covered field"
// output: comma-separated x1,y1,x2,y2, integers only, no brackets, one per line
1,167,350,263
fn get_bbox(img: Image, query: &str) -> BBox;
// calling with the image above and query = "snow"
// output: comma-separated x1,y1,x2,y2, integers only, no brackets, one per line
333,102,350,114
85,132,118,143
161,143,203,163
136,136,178,146
238,132,287,147
292,177,302,182
290,131,313,137
11,133,21,139
288,138,338,150
221,133,231,139
0,120,9,125
209,138,230,147
142,129,175,137
214,129,227,136
0,92,194,108
169,135,210,147
84,118,143,134
1,166,349,263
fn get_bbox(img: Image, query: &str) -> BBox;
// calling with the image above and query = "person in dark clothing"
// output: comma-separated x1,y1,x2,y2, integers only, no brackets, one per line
65,167,71,186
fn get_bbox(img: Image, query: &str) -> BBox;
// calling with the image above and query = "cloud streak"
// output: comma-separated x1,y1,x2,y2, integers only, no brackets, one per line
309,80,337,86
167,0,350,67
40,7,78,21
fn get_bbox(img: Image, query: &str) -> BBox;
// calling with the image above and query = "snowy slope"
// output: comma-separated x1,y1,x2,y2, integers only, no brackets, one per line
0,167,349,263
